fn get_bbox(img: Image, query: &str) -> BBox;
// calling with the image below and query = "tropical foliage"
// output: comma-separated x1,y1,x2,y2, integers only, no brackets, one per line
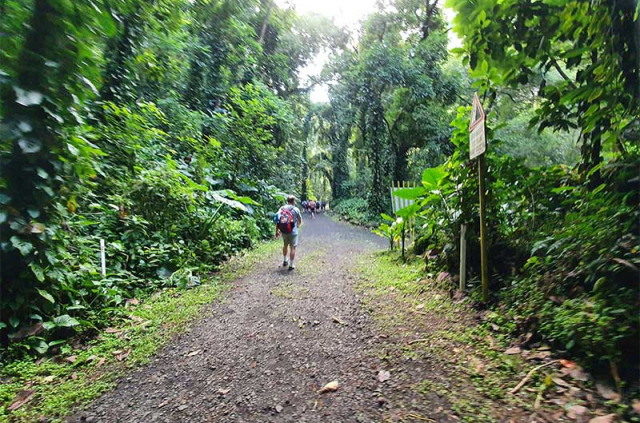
1,0,638,407
0,0,340,356
371,0,640,385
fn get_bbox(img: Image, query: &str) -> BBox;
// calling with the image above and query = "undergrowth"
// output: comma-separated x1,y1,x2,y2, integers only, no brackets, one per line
356,251,559,422
331,198,381,227
0,241,279,423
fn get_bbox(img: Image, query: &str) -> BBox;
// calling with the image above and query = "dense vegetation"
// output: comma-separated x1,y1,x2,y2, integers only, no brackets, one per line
0,0,344,357
319,0,639,394
1,0,638,412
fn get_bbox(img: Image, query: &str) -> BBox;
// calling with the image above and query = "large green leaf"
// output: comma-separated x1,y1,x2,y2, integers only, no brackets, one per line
32,339,49,354
53,315,80,328
211,191,249,212
393,186,427,200
422,167,446,190
396,203,421,218
37,288,55,304
11,236,34,256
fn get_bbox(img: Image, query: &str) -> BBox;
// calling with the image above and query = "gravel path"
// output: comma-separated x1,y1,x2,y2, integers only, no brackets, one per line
69,214,401,422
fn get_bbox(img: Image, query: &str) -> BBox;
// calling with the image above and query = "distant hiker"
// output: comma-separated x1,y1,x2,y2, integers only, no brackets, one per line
301,200,308,214
274,195,303,270
308,200,316,218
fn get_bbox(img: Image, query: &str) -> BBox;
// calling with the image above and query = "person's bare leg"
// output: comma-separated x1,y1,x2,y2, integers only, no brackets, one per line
289,246,296,263
282,244,288,264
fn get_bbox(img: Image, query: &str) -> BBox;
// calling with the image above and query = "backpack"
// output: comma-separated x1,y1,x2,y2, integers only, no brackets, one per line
278,206,295,234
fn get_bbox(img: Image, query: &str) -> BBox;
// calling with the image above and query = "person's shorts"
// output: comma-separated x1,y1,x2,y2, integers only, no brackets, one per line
282,233,298,247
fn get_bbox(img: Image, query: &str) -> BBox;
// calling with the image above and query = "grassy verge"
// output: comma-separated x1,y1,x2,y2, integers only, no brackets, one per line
356,251,568,422
0,241,280,423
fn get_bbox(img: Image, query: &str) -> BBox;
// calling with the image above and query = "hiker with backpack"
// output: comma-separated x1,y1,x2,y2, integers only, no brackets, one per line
308,199,316,218
274,195,303,270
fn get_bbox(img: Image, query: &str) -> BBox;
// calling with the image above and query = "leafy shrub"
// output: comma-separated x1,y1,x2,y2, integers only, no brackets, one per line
392,106,640,376
332,197,380,226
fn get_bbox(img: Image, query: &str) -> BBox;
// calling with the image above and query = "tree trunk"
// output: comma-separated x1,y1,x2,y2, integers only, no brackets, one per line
258,0,274,45
301,143,309,201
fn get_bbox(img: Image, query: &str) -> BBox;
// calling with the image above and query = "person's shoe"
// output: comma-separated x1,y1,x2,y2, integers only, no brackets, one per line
288,265,295,271
282,260,288,267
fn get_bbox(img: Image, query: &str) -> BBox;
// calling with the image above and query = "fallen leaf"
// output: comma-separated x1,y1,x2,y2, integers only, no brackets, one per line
487,335,497,348
217,388,230,395
415,303,425,310
186,350,202,357
567,405,589,420
332,316,346,326
7,390,35,411
318,380,339,393
130,315,144,323
71,372,78,380
389,286,395,291
125,298,140,307
595,383,620,402
505,347,521,355
111,350,123,356
529,351,552,360
65,355,77,364
470,357,485,374
569,366,589,381
552,377,572,388
158,399,170,408
43,375,55,383
588,414,616,423
377,370,391,383
97,357,106,367
560,359,576,368
105,328,121,334
86,355,98,363
115,348,132,362
490,323,500,331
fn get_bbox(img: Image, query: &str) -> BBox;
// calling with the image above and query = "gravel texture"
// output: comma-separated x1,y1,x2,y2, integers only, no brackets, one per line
67,214,415,423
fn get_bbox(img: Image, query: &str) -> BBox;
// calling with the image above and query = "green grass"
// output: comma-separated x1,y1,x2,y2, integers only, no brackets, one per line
0,241,280,423
354,250,550,421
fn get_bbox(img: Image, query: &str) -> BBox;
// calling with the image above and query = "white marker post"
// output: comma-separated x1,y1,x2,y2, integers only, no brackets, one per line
100,239,106,277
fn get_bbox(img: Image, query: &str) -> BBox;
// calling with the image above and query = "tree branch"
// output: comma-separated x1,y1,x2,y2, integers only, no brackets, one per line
550,58,576,89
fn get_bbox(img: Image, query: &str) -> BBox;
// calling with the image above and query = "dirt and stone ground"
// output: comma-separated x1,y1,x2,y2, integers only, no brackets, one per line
67,214,599,423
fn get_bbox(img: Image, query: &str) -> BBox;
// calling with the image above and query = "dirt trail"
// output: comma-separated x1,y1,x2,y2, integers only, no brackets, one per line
69,214,400,422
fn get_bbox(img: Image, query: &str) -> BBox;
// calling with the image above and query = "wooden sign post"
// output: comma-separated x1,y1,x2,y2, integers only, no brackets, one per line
469,93,489,303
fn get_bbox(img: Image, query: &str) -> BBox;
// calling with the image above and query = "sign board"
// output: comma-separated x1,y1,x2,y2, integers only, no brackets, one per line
469,92,485,131
469,92,486,159
469,123,486,159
